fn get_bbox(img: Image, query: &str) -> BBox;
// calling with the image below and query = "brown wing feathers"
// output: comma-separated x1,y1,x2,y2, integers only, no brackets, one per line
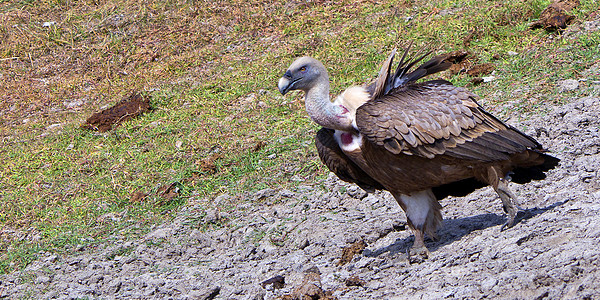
357,80,544,162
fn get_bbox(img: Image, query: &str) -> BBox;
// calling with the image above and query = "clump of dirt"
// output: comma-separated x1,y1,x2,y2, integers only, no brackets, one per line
530,0,579,31
344,275,365,287
443,51,495,83
261,275,285,289
253,140,267,152
129,191,147,203
338,240,366,266
82,92,151,132
197,153,223,174
157,182,181,203
471,77,485,85
283,267,337,300
466,63,495,77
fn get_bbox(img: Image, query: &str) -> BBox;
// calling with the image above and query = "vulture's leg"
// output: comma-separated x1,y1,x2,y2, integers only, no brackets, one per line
495,177,523,231
394,189,442,262
486,166,523,230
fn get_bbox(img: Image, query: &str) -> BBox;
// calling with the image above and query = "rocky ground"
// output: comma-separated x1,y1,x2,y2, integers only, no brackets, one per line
1,91,599,299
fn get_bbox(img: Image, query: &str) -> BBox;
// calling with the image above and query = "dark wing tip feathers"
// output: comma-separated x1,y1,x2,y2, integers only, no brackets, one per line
369,45,453,99
387,47,453,93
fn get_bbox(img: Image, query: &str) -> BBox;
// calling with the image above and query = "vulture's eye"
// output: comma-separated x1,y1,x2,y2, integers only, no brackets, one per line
300,66,307,72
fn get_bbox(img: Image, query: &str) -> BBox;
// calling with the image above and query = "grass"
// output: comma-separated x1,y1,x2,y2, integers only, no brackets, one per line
1,0,599,273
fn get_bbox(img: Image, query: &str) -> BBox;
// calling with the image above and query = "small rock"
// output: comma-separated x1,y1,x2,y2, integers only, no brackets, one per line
145,227,172,240
354,256,376,269
64,99,84,109
149,120,162,127
480,277,498,292
107,279,123,294
558,79,579,92
34,275,51,285
297,238,310,250
198,286,220,300
482,76,496,82
367,280,385,290
46,123,62,130
279,189,295,198
204,209,220,224
44,255,58,263
260,275,285,289
255,188,277,200
347,185,368,200
345,275,365,287
213,194,230,206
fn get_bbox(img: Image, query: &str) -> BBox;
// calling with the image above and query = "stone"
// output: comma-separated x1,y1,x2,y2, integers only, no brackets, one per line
558,79,579,92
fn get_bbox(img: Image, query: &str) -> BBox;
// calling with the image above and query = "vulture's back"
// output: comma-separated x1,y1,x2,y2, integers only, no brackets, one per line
354,78,559,194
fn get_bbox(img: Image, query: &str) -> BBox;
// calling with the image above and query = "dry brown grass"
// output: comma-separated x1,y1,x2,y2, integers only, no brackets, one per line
0,0,383,137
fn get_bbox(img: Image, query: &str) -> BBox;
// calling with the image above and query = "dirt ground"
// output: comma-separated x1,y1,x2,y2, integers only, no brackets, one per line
1,87,599,299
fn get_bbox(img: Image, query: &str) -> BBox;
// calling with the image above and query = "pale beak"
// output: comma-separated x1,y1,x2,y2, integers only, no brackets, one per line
278,77,291,95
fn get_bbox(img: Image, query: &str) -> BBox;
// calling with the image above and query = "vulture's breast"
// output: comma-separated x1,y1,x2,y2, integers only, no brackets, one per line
333,130,376,181
333,130,363,153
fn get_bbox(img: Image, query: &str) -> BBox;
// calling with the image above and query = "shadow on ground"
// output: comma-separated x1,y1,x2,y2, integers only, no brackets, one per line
364,200,567,257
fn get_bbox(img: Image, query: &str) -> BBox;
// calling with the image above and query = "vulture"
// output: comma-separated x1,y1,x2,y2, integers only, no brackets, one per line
277,46,559,259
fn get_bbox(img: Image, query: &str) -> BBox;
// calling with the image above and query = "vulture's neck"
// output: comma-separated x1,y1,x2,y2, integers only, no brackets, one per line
305,76,354,132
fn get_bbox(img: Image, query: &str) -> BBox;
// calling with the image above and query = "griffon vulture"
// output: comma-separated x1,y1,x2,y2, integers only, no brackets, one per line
277,46,559,259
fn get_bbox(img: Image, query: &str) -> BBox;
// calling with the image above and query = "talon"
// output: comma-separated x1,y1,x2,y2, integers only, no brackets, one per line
408,245,430,264
501,205,518,231
500,220,513,231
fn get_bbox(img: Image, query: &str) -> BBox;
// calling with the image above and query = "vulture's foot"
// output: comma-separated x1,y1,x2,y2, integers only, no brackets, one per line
408,230,430,263
408,245,430,264
496,178,523,231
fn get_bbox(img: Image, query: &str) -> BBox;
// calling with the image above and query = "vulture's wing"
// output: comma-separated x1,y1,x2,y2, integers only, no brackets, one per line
356,80,542,161
315,128,384,191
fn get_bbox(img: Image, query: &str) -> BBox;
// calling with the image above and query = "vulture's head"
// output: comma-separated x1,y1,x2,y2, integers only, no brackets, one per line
278,56,329,95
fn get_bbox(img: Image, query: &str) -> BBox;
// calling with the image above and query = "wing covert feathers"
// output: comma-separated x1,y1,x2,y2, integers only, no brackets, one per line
356,81,542,161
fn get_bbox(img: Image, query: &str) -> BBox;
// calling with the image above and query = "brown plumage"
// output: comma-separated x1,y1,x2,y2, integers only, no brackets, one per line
278,46,559,260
